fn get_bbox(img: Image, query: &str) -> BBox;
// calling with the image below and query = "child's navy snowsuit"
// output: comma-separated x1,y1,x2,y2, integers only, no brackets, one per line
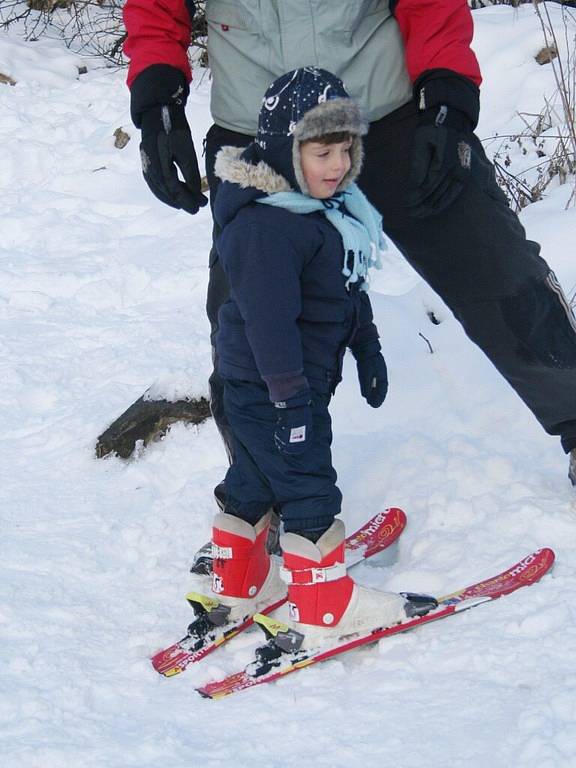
213,68,383,533
214,149,379,532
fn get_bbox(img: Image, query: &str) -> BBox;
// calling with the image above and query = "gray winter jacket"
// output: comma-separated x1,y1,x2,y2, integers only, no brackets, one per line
206,0,412,134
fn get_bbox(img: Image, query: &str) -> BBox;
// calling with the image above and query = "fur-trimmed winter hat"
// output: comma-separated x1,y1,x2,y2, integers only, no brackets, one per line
253,67,368,194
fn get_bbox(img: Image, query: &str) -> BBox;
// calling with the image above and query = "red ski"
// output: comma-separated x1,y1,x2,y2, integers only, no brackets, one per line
151,507,407,677
197,547,555,699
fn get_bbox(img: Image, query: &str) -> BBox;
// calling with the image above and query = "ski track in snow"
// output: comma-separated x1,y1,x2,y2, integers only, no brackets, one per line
1,6,576,768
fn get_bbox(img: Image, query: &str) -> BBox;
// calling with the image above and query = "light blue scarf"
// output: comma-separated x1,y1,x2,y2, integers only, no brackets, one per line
256,183,387,291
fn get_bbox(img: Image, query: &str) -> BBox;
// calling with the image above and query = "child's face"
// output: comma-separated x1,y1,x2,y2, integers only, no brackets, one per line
300,138,353,199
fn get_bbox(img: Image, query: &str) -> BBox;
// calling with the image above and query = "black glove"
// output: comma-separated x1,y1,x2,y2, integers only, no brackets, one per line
352,341,388,408
130,64,208,215
406,71,480,219
273,392,314,455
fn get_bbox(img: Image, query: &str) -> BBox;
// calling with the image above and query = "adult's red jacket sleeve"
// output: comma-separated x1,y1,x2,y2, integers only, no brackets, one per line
392,0,482,86
123,0,192,87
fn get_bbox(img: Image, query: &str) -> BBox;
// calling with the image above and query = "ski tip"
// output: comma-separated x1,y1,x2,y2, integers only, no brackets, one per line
538,547,555,565
382,507,407,528
385,507,408,532
151,659,184,677
441,547,556,605
197,685,233,701
150,649,185,677
197,671,253,700
519,547,556,582
150,640,201,677
539,547,556,576
345,506,407,559
162,665,184,678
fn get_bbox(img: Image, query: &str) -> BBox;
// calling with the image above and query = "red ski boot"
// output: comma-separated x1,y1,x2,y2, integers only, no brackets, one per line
279,519,407,648
209,511,286,623
150,512,287,675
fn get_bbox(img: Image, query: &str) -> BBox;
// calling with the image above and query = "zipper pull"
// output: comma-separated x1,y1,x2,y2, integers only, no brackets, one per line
435,105,448,127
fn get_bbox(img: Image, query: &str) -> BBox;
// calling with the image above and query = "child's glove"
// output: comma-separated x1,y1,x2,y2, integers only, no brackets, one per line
130,64,208,215
273,392,313,455
352,341,388,408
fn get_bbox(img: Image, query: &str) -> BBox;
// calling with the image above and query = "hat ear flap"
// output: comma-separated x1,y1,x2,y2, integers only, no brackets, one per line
337,134,364,191
292,139,308,195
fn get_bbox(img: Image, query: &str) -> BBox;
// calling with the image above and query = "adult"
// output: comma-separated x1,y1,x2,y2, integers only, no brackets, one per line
123,0,576,484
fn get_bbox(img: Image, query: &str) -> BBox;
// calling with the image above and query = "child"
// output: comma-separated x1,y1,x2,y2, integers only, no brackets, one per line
204,67,408,647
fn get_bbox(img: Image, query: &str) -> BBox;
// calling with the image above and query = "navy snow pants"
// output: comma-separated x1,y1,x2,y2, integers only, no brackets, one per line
222,379,342,533
205,102,576,456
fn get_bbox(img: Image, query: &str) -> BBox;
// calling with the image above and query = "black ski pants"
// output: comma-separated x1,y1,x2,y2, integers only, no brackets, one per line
205,101,576,457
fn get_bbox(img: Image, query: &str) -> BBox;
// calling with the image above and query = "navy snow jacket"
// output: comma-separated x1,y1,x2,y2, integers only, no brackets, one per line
213,146,382,403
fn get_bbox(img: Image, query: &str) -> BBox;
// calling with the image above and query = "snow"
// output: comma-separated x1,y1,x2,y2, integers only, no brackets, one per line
1,4,576,767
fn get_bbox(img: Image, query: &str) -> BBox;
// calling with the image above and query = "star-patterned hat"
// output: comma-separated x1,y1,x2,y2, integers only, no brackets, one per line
254,67,367,194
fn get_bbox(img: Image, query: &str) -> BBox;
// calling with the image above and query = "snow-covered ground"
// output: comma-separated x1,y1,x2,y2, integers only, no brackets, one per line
1,4,576,767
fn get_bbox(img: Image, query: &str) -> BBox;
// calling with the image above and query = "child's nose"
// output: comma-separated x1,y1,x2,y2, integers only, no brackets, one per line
332,155,346,172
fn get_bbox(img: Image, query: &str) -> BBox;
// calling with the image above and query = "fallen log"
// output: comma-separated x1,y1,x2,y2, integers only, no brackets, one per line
95,394,211,459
